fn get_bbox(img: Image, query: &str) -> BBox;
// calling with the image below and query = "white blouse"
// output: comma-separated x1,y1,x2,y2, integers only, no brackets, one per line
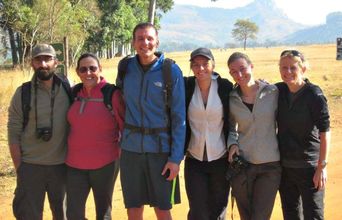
187,75,227,161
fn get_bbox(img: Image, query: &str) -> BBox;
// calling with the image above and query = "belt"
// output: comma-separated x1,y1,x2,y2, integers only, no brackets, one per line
124,123,170,135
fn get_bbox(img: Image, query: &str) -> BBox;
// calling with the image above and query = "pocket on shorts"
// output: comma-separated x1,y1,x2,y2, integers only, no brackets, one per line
13,186,27,219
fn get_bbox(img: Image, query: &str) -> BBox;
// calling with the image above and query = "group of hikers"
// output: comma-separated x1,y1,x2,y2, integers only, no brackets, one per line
7,22,330,220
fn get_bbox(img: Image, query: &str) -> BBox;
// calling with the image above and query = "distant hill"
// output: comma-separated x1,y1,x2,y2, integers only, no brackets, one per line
284,12,342,44
158,0,307,50
158,0,342,51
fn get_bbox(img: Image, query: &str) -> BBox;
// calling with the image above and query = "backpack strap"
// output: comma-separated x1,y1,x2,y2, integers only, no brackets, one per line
162,58,175,146
163,58,174,110
54,75,73,103
20,77,72,130
71,83,83,102
116,55,133,89
21,81,32,130
59,78,72,103
101,83,118,116
124,123,169,135
72,83,118,116
117,56,175,144
78,97,103,114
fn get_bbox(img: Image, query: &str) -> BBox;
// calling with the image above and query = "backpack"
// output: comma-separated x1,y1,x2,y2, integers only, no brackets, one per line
21,76,72,130
115,55,174,141
116,55,174,109
71,83,118,116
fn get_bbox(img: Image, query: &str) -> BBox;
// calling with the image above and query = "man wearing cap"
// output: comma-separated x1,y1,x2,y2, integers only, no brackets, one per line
7,43,71,219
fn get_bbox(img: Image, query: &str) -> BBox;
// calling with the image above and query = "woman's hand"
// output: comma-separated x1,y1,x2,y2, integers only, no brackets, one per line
228,144,240,163
313,166,327,190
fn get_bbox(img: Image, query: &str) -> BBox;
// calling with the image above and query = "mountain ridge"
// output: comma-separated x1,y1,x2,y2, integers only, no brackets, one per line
158,0,342,51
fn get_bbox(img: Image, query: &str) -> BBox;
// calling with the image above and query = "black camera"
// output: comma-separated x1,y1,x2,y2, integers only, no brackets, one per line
225,154,249,181
36,127,52,142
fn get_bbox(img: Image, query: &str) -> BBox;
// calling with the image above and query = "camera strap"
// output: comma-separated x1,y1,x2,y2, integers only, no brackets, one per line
34,77,56,132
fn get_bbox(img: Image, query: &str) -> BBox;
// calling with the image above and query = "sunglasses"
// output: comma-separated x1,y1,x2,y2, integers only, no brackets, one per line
280,50,305,61
78,66,98,73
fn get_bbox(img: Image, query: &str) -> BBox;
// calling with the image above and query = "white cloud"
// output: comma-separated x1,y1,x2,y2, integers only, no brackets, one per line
276,0,342,25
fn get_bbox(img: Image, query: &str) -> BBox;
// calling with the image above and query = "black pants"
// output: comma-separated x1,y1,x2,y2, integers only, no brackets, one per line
66,161,119,220
184,157,230,220
279,167,324,220
13,162,66,220
231,162,281,220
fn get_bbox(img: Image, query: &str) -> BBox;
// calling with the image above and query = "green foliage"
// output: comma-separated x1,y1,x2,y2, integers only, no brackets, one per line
83,0,136,54
156,0,173,13
232,19,259,50
1,0,38,45
85,0,173,56
1,0,175,64
100,1,136,44
15,5,39,39
1,0,101,65
110,4,137,43
59,0,100,57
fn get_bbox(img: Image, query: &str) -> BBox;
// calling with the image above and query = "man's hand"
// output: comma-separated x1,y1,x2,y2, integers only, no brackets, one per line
9,144,21,171
313,166,327,190
162,161,180,181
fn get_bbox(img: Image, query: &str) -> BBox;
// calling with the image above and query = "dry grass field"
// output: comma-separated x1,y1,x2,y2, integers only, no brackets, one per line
0,44,342,219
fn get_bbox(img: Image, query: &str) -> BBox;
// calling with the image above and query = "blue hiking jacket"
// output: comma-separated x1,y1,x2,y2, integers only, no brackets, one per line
120,53,186,164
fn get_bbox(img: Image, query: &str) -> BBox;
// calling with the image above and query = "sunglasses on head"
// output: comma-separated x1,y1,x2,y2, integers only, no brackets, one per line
78,66,98,73
280,50,305,61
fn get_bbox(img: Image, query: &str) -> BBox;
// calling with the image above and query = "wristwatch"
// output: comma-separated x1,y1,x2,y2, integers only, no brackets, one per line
319,160,328,168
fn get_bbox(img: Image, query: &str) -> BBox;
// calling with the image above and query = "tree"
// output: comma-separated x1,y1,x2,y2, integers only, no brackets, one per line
146,0,173,24
148,0,156,23
0,0,100,68
91,0,136,58
0,0,25,66
92,0,173,58
0,0,176,66
1,0,40,68
231,19,258,50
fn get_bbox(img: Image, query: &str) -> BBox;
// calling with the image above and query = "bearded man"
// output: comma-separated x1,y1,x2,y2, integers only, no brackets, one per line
7,43,71,220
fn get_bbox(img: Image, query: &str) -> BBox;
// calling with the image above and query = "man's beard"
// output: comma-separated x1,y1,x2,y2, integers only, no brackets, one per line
35,68,54,81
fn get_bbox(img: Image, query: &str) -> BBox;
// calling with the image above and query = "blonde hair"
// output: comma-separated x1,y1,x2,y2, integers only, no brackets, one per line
279,50,309,69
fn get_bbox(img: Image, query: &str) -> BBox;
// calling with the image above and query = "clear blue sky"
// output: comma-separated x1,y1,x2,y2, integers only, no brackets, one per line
173,0,342,25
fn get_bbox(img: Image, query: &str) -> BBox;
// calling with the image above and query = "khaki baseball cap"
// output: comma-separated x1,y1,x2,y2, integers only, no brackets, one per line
32,44,56,58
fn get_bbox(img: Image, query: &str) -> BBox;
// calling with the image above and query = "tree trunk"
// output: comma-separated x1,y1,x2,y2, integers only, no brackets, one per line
8,27,19,67
118,44,124,56
244,37,247,50
112,40,116,57
21,43,28,73
148,0,156,24
16,33,23,65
